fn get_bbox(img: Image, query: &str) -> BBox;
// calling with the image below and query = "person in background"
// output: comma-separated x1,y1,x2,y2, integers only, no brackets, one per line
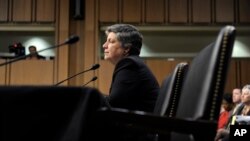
214,87,247,141
232,88,243,112
227,88,244,125
102,24,160,141
240,85,250,116
217,93,234,129
26,45,46,60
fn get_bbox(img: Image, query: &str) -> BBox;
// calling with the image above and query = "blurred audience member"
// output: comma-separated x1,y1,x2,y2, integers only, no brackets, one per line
26,45,46,60
218,93,234,129
227,88,243,127
215,86,249,141
240,85,250,116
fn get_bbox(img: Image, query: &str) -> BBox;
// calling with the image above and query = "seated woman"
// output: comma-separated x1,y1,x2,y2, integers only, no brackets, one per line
217,93,234,129
102,24,160,141
103,24,160,112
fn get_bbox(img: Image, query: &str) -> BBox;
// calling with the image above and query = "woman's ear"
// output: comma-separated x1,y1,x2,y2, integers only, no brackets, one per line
123,46,130,56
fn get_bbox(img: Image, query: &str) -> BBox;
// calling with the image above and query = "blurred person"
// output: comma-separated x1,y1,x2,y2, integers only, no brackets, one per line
240,85,250,116
226,88,243,126
217,93,234,129
26,45,46,60
232,88,242,109
215,86,249,141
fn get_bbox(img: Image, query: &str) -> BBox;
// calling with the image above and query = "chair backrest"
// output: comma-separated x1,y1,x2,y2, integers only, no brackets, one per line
171,25,236,141
153,62,188,141
154,62,189,117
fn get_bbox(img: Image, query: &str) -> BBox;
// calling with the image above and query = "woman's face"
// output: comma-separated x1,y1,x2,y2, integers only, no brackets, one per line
241,88,250,105
102,32,126,65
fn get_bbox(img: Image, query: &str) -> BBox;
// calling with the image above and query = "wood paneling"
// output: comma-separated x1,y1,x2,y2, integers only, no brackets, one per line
145,59,189,86
215,0,234,23
12,0,32,22
55,0,70,85
145,0,165,23
98,60,114,95
9,60,54,85
169,0,188,23
98,0,119,23
1,0,249,24
239,60,250,87
192,0,211,23
36,0,56,22
68,21,85,86
122,0,142,23
0,0,8,21
224,60,238,93
83,0,98,87
238,0,250,23
0,59,6,85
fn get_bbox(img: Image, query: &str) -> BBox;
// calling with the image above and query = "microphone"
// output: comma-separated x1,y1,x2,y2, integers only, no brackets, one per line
0,35,80,67
63,35,80,45
54,64,100,86
82,76,98,87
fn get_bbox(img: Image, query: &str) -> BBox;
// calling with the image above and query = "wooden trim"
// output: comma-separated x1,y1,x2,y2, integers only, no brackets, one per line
54,0,70,85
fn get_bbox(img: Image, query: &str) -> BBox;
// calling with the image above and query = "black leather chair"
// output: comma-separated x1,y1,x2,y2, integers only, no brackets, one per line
97,25,236,141
154,62,189,141
154,62,189,117
169,25,236,141
95,62,188,141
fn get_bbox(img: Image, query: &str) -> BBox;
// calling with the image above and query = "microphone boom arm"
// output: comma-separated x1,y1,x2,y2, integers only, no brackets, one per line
82,76,98,87
54,68,91,86
54,63,100,86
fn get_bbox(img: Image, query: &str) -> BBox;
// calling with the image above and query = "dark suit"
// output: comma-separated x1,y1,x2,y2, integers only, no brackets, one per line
104,55,159,141
37,54,46,60
107,55,160,112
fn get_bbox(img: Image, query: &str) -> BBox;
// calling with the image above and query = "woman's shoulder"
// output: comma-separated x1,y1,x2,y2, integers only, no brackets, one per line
118,56,143,67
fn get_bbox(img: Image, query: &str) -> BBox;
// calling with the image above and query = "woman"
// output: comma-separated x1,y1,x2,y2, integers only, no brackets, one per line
103,24,160,112
240,84,250,116
101,24,160,141
217,93,234,129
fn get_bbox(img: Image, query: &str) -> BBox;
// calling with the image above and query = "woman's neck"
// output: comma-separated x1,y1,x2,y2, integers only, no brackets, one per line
242,105,250,115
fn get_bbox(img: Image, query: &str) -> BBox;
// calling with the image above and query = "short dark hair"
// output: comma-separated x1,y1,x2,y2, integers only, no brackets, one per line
29,45,37,49
105,24,143,55
223,93,233,104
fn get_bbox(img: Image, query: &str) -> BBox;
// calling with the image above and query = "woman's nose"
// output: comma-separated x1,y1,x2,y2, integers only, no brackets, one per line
102,42,107,48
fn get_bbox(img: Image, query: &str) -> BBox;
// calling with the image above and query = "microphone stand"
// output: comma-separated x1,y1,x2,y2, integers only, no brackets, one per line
55,69,92,86
82,76,98,87
54,64,100,86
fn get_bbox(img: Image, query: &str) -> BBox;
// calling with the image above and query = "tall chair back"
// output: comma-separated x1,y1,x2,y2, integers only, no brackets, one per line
154,62,188,117
171,25,236,141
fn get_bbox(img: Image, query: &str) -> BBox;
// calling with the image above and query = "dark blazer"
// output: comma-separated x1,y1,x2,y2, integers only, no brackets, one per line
107,55,159,112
